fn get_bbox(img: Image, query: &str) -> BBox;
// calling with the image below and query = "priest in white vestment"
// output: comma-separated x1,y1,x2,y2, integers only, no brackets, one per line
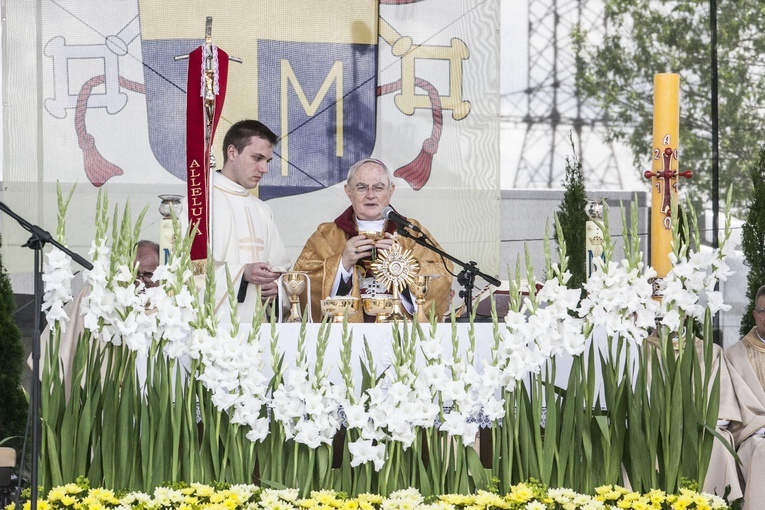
211,120,291,323
724,284,765,510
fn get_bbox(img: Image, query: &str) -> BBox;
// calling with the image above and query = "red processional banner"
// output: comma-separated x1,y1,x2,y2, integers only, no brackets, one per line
186,44,228,263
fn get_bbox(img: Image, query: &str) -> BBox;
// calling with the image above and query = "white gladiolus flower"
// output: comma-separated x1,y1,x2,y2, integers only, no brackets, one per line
659,242,736,326
245,417,271,442
504,310,527,329
560,324,588,356
355,421,379,442
389,421,416,447
113,264,135,283
439,410,467,438
303,392,326,416
42,247,76,332
210,390,240,411
293,420,324,449
440,379,465,401
348,438,386,470
386,381,411,404
498,326,526,351
579,258,658,344
706,290,730,315
483,395,505,421
419,338,442,361
419,364,451,389
271,353,342,448
344,403,370,429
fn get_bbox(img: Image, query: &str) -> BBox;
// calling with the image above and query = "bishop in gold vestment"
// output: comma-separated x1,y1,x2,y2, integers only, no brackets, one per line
293,158,453,323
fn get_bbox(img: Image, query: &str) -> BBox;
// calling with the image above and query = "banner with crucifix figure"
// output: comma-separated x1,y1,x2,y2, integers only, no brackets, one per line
183,20,229,264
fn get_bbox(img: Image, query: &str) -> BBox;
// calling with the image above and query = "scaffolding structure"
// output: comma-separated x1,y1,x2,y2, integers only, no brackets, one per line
503,0,627,189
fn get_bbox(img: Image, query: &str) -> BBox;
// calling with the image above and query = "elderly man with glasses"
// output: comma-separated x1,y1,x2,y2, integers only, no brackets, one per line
724,284,765,508
293,158,453,323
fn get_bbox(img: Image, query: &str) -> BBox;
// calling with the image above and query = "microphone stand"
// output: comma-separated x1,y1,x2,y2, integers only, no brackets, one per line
394,226,500,322
0,201,92,510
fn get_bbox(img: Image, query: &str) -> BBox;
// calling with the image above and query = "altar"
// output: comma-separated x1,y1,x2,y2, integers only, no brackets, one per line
261,322,499,386
185,321,620,399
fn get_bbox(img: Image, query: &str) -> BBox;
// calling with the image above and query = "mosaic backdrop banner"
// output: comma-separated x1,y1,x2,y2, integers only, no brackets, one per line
2,0,500,285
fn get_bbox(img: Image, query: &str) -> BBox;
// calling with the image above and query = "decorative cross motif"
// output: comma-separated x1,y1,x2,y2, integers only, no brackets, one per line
643,147,693,229
44,17,140,118
379,18,471,120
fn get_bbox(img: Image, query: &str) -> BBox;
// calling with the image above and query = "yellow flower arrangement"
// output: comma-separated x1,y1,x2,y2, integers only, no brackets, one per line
4,481,732,510
589,484,728,510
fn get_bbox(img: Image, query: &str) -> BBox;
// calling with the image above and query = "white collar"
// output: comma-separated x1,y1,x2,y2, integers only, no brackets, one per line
215,171,248,196
356,217,385,231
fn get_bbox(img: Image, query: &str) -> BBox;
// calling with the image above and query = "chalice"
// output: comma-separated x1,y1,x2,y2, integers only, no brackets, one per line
320,296,360,323
362,295,395,323
411,274,439,322
281,272,307,323
358,230,385,273
358,230,385,242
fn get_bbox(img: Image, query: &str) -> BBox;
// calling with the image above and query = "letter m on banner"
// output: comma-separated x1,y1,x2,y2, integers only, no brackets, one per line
138,0,378,200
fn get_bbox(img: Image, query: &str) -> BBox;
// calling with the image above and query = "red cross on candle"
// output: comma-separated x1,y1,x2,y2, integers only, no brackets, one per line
644,148,693,229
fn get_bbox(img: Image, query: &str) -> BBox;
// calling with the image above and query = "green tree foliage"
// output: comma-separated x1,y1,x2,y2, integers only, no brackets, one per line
740,146,765,337
556,136,587,292
0,235,28,449
574,0,765,213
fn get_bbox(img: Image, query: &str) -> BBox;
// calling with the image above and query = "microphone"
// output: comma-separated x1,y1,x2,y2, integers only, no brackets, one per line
381,206,421,232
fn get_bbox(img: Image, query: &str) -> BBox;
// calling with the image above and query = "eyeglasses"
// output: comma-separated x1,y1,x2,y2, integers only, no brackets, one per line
755,307,765,314
352,183,388,195
136,271,154,281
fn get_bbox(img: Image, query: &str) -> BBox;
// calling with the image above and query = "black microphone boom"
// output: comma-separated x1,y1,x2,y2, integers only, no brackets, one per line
381,206,421,232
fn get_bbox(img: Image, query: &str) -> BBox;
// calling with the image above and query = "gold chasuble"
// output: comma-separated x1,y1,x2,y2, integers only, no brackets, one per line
294,206,453,323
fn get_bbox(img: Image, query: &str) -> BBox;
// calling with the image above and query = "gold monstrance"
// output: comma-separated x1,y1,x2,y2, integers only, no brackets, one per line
371,239,419,321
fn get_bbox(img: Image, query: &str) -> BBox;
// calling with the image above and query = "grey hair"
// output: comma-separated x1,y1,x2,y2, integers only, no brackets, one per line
346,158,394,184
756,284,765,304
135,239,160,256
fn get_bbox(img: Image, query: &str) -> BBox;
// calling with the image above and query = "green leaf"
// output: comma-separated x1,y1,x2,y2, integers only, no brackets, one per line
465,445,489,490
43,421,64,488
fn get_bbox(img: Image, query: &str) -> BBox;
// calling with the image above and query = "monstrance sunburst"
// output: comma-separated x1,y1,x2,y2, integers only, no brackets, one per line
371,239,419,320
